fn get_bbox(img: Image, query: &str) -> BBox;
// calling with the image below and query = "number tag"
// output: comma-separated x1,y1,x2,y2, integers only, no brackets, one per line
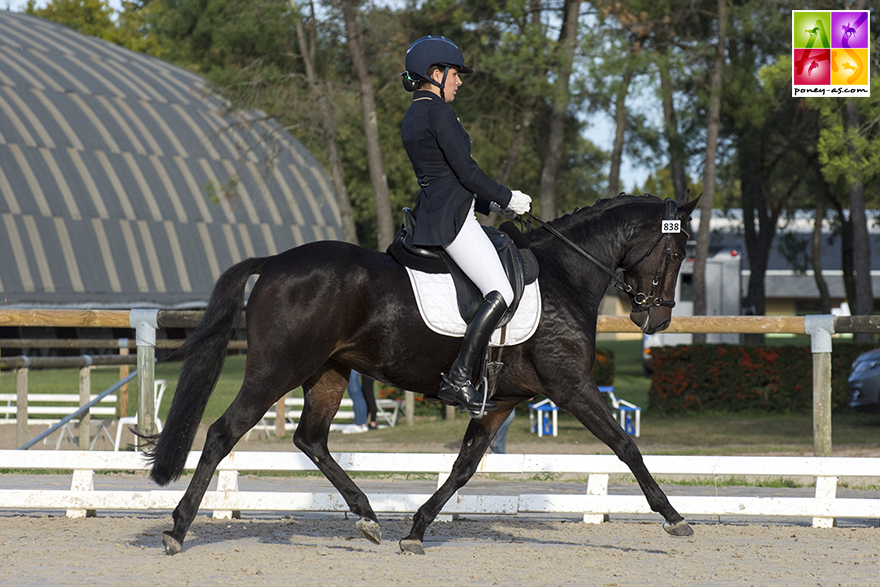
661,220,681,234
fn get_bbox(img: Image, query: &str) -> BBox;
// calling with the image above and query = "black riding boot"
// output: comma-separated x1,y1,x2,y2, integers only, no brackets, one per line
439,290,508,416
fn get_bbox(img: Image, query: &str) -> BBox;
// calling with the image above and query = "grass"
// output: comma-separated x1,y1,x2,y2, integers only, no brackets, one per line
0,355,250,421
655,476,805,488
5,339,880,457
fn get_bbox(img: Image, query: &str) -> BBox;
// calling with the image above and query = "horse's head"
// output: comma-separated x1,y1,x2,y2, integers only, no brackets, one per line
619,191,700,334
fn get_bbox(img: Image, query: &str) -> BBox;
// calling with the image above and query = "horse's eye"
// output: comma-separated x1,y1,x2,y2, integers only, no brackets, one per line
672,252,684,262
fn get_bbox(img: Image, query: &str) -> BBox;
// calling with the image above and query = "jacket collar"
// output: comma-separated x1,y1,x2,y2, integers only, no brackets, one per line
413,89,445,103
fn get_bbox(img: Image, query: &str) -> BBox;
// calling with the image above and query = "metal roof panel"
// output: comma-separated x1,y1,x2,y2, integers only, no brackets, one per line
0,10,340,309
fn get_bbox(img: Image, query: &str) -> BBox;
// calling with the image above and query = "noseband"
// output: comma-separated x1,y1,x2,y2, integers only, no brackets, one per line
525,198,684,312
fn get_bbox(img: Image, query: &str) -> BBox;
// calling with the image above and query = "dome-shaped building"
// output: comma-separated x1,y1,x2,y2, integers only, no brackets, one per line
0,10,341,311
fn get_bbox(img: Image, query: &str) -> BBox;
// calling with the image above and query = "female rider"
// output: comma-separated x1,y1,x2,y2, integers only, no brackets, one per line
400,36,532,415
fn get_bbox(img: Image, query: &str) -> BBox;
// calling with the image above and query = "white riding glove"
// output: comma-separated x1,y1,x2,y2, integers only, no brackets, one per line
507,190,532,215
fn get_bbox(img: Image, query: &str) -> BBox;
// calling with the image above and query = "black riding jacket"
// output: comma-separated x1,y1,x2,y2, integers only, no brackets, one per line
401,90,512,246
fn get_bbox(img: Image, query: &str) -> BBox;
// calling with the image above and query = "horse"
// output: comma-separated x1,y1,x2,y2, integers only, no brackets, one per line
145,190,700,555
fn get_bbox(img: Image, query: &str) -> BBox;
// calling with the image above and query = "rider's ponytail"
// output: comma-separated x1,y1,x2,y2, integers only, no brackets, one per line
400,70,420,92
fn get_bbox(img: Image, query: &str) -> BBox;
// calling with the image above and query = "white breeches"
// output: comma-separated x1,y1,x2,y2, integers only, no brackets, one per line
443,206,515,306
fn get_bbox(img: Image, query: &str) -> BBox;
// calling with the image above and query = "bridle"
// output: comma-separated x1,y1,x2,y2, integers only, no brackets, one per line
524,198,686,312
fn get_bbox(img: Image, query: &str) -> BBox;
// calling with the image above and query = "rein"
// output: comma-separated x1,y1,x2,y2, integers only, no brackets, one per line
523,199,683,311
524,211,631,294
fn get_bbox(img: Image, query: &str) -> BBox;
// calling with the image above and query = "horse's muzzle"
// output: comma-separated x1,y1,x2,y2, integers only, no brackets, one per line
630,307,671,335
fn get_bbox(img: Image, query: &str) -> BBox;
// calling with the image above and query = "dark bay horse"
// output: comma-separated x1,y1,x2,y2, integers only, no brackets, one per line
146,191,699,555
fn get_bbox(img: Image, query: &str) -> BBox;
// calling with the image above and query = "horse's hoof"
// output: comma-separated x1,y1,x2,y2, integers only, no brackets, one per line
161,532,183,555
356,518,382,545
399,538,425,555
663,519,694,537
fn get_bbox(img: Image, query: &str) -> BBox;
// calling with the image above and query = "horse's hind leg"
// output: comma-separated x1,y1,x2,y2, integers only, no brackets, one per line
560,387,693,537
293,366,382,544
161,376,284,555
399,405,515,554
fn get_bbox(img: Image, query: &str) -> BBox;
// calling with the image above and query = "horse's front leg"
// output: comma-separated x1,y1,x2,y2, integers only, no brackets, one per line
399,405,514,554
293,367,382,544
558,385,693,537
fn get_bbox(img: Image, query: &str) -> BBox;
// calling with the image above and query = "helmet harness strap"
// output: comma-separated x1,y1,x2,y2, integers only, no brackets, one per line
439,67,449,101
426,66,449,101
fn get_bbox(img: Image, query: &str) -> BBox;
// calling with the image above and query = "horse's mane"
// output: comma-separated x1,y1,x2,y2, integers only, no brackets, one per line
529,193,663,243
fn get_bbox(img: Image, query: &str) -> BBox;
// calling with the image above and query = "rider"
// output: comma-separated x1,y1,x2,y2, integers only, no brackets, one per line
400,36,532,415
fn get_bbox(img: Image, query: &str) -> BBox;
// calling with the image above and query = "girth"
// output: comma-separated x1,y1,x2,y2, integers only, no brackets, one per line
386,207,538,327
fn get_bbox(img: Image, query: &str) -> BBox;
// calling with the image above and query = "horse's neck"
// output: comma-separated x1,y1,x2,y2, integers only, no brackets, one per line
532,205,658,312
531,215,622,309
545,211,636,268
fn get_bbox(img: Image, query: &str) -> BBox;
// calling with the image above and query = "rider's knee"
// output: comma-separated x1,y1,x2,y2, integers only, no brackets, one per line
494,283,514,307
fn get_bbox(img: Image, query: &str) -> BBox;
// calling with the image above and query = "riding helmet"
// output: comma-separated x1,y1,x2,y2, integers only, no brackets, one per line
401,36,472,92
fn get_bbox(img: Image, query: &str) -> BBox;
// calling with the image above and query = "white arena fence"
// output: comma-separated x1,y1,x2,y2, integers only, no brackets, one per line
1,450,879,528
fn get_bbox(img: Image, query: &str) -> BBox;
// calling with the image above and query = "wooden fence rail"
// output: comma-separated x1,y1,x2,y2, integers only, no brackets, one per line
1,450,877,528
0,309,241,329
1,310,877,333
0,339,247,350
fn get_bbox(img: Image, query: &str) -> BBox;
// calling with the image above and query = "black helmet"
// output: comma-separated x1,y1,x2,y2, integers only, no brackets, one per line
401,36,472,93
405,36,473,78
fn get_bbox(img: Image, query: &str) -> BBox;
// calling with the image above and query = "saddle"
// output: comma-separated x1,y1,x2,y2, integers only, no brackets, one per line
386,207,539,328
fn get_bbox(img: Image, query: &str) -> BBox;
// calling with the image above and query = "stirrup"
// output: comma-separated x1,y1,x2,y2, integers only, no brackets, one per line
439,373,495,418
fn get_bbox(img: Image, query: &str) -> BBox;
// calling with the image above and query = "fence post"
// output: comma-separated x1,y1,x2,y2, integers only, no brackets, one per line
275,393,287,438
130,310,159,441
812,475,838,528
15,359,29,448
118,338,129,419
213,470,241,520
805,315,834,457
405,391,415,426
584,473,610,524
79,356,92,449
67,469,96,518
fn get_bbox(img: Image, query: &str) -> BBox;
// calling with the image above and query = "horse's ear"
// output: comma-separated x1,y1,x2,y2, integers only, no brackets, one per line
678,191,701,216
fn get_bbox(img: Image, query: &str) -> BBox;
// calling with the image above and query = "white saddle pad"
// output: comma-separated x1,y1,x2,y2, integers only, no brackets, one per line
405,267,541,346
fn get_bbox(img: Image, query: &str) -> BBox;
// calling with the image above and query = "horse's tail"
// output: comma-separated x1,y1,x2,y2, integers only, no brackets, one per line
145,256,267,486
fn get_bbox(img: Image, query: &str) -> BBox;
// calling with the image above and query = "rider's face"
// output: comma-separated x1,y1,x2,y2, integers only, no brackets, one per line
430,67,461,102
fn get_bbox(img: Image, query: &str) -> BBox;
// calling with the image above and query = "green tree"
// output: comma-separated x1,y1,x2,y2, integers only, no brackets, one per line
692,0,726,342
144,0,299,75
538,0,583,220
25,0,117,37
591,0,711,201
24,0,155,53
331,0,394,250
454,0,602,216
293,0,358,244
813,82,880,331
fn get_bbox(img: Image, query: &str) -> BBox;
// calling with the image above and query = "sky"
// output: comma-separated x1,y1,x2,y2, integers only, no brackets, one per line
2,0,652,191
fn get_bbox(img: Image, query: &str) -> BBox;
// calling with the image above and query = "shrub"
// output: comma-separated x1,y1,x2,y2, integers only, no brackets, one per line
648,342,874,413
593,347,615,387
